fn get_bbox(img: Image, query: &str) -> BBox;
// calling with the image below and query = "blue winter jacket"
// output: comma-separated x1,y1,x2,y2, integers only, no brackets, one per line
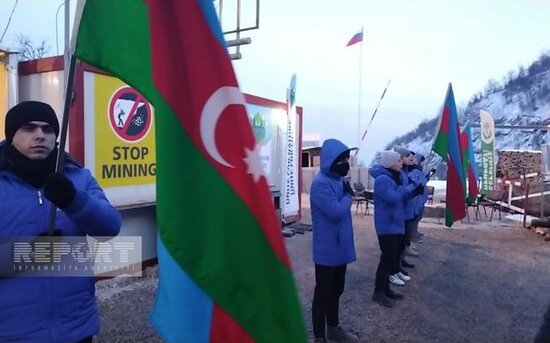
404,165,425,218
412,153,429,216
400,168,417,220
0,142,122,342
369,165,415,235
310,139,356,266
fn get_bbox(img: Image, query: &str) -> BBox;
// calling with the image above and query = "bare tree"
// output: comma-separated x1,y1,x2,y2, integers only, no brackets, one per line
14,34,49,61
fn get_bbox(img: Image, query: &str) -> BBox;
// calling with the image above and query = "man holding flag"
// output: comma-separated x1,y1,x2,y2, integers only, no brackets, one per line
74,0,306,342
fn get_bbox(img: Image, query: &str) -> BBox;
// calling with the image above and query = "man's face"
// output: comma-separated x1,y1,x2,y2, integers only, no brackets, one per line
403,153,415,166
11,121,56,160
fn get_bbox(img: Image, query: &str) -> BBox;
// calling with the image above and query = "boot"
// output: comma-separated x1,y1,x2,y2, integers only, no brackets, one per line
385,288,404,300
326,326,359,343
372,293,393,308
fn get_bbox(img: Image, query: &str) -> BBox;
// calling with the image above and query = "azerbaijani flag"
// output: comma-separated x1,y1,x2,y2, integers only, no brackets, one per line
431,83,466,227
346,28,363,47
460,124,479,202
74,1,306,342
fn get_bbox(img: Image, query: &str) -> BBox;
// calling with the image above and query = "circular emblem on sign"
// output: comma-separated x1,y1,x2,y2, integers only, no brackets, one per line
481,121,494,144
108,87,153,143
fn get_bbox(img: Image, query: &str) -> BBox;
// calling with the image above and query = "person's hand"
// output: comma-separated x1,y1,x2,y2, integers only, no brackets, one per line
413,184,424,196
343,180,355,197
43,172,76,209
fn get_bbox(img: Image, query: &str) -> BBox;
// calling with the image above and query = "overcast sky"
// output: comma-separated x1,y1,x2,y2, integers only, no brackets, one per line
1,0,550,163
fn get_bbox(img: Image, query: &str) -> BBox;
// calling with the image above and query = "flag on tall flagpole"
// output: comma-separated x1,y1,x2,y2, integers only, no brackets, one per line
73,1,306,342
460,123,479,202
432,83,466,227
346,28,363,47
346,26,364,146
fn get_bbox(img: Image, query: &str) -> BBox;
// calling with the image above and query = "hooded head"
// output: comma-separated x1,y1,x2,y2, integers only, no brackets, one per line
5,101,60,144
394,145,416,166
393,146,410,159
320,139,355,177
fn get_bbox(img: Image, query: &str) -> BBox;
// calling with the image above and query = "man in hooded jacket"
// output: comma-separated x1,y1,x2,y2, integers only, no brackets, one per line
0,101,121,342
310,138,358,343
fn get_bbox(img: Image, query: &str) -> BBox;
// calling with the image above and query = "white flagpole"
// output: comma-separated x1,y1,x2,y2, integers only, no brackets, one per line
354,79,391,156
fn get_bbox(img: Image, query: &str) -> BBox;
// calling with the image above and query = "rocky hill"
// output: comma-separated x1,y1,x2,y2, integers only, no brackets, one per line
382,53,550,171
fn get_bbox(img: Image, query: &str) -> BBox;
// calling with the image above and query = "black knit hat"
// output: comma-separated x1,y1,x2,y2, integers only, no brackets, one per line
5,101,60,143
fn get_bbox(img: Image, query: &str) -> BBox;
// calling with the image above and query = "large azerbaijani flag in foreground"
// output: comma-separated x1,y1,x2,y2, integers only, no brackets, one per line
460,123,479,202
74,1,306,342
432,83,466,227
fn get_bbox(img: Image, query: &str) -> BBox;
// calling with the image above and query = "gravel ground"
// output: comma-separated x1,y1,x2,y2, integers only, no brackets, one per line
96,202,550,342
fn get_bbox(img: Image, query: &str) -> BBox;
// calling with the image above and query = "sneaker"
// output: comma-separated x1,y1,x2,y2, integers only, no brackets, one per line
372,293,393,308
399,268,409,276
385,288,404,300
397,272,411,281
389,274,405,286
402,260,416,269
326,326,359,342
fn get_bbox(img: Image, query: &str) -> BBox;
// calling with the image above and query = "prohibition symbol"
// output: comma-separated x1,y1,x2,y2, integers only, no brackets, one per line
108,87,153,143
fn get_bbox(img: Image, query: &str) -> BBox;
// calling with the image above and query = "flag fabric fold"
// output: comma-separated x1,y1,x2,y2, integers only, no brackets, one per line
74,0,306,342
346,29,363,47
460,123,479,202
431,83,466,227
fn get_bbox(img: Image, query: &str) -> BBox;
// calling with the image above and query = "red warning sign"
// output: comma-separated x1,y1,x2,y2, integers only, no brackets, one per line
108,87,153,143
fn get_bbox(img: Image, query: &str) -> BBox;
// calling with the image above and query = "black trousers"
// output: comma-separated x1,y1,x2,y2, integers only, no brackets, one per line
78,337,93,343
535,302,550,343
375,234,403,294
404,219,415,246
312,264,347,338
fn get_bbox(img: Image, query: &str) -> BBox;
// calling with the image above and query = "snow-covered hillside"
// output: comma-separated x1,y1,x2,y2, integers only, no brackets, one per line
382,53,550,167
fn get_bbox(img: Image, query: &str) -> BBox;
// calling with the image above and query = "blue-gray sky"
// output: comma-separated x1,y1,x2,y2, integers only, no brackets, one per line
1,0,550,163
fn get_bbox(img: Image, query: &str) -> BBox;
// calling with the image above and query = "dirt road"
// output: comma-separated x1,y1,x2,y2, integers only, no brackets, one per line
96,202,550,342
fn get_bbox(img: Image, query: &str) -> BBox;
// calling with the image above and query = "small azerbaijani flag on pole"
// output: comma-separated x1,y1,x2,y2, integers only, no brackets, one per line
346,27,363,47
73,0,306,342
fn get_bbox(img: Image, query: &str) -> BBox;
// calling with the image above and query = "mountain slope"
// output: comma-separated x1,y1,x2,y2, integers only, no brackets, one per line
382,53,550,167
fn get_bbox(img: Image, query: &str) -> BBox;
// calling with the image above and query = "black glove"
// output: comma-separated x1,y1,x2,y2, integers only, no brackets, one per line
343,180,355,197
37,229,63,237
413,184,424,196
43,172,76,209
28,230,63,265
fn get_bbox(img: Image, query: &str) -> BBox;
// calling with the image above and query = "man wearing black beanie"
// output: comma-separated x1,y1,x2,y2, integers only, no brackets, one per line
0,101,122,342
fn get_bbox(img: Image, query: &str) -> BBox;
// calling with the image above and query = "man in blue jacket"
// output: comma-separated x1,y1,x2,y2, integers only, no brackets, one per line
369,151,422,307
0,101,122,342
310,139,358,343
394,146,422,267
